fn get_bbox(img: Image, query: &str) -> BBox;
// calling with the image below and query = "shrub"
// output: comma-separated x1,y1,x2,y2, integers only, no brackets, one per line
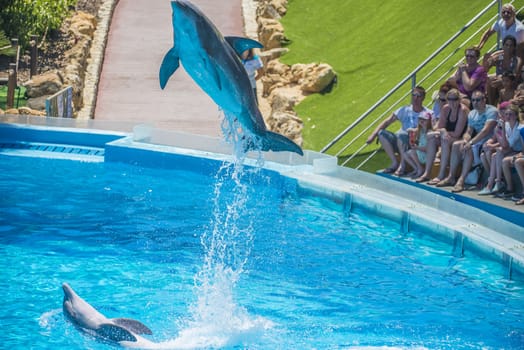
0,0,77,48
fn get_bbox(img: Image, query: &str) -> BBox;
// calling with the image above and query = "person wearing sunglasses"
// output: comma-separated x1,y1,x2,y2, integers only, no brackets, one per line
477,3,524,54
366,86,431,176
419,89,469,184
436,90,498,193
452,46,487,101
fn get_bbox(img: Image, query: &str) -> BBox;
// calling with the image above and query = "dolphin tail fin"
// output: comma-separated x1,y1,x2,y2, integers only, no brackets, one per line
112,318,153,335
97,324,138,343
159,47,180,89
259,131,304,156
224,36,263,56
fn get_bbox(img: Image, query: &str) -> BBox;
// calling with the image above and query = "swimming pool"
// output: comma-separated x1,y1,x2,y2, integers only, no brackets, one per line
1,118,523,349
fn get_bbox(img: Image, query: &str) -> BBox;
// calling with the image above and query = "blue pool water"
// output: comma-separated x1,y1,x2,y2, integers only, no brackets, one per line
1,154,523,349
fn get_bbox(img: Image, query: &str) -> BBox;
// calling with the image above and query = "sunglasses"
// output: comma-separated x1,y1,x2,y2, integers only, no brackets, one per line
447,97,459,101
465,54,477,58
471,97,484,102
439,98,446,102
412,93,424,97
502,10,513,15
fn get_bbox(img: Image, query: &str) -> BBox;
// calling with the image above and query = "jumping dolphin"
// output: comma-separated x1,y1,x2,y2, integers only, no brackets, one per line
62,283,157,348
159,0,303,156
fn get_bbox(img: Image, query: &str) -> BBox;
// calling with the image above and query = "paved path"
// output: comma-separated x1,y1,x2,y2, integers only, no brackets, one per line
94,0,243,136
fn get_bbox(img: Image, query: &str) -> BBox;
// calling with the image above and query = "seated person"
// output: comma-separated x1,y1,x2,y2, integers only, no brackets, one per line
451,47,487,102
366,86,431,176
430,81,459,129
497,71,517,106
406,112,432,179
419,89,469,184
480,102,508,178
435,90,497,192
483,35,522,105
500,116,524,202
479,103,522,195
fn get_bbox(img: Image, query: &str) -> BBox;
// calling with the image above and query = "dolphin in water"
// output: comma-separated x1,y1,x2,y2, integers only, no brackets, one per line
159,0,303,156
62,283,157,348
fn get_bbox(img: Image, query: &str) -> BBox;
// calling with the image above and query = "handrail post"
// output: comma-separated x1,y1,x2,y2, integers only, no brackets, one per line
6,63,17,109
30,35,38,78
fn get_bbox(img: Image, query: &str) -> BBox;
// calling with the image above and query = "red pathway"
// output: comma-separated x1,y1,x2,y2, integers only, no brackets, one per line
94,0,243,136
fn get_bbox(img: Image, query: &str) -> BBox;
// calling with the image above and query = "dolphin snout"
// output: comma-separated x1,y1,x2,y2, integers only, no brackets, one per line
62,282,74,299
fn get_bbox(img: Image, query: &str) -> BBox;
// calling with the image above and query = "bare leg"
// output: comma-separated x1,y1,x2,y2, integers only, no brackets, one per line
455,145,474,188
502,156,514,191
416,132,438,181
514,158,524,188
494,149,506,183
378,133,398,170
514,158,524,204
480,149,491,175
396,138,413,174
407,149,422,177
442,139,464,184
436,135,454,180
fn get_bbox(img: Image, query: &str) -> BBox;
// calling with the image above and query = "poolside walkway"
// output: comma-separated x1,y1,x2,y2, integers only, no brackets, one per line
93,0,244,136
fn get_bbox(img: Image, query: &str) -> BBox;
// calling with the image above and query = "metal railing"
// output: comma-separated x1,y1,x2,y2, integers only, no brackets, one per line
320,0,514,170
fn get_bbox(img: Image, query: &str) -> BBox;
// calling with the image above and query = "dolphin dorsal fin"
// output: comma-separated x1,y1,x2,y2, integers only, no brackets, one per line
224,36,263,56
112,318,153,335
97,324,138,342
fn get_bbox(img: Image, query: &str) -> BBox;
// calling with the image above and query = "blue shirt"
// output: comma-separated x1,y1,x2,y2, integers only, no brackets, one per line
468,104,497,144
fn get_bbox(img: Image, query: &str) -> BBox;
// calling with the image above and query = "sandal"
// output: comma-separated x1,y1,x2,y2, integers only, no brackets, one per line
393,169,406,177
415,176,430,183
516,197,524,205
451,183,465,193
427,177,441,186
436,179,454,187
382,166,397,174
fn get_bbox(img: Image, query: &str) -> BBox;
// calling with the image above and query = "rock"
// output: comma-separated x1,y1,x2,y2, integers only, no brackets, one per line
258,48,289,65
270,0,288,16
23,71,63,98
266,110,303,146
300,63,337,93
257,18,286,49
269,88,304,112
257,0,288,19
18,107,46,116
4,108,19,114
265,59,291,75
26,95,50,110
68,11,97,39
65,37,91,62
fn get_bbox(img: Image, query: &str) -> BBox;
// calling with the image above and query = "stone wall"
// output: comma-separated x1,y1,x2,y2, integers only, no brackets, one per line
2,11,97,116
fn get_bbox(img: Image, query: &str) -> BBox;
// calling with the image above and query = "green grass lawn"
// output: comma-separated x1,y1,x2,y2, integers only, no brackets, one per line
280,0,513,170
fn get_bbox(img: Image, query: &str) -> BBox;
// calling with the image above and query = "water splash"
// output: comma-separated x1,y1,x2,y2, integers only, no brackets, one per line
166,118,273,348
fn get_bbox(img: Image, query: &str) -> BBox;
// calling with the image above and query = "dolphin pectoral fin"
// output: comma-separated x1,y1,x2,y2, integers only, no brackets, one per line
112,318,153,335
159,47,180,89
96,324,138,343
224,36,263,55
260,131,304,156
